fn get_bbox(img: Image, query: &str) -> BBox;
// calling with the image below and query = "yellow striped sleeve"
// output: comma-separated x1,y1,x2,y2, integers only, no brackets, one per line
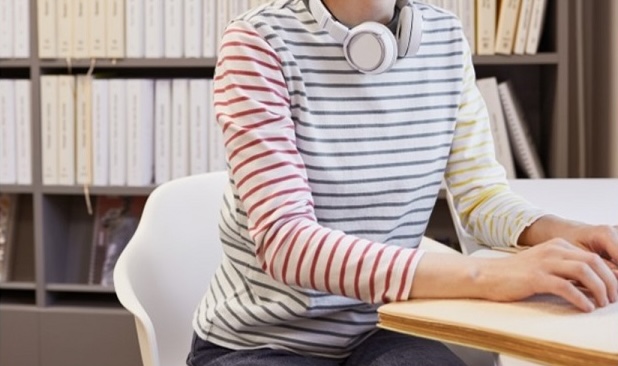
444,41,548,248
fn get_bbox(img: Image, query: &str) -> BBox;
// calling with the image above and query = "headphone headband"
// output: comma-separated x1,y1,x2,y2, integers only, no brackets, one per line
308,0,350,43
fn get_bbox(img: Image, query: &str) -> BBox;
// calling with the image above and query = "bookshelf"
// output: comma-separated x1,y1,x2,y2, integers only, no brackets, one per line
0,0,570,365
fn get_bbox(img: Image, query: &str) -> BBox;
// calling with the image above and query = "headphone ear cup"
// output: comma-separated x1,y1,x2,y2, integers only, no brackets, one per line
397,4,423,58
344,22,398,74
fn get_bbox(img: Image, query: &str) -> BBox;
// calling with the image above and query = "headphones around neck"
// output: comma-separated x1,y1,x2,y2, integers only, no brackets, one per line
308,0,423,74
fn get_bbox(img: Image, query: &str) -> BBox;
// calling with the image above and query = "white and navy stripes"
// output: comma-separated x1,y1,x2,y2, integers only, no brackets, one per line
193,0,547,358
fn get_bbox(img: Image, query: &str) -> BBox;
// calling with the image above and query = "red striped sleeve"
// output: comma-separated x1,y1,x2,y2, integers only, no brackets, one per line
309,234,329,290
231,149,299,175
281,224,312,285
395,251,419,300
215,20,420,304
248,187,311,217
214,83,290,102
368,247,386,302
323,234,346,293
224,115,287,141
215,69,287,88
381,248,403,303
235,162,306,189
220,41,281,63
339,238,360,297
294,228,321,285
354,244,373,299
228,136,292,161
239,173,307,200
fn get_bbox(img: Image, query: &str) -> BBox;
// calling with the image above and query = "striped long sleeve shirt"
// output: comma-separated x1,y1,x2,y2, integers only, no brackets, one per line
193,0,547,358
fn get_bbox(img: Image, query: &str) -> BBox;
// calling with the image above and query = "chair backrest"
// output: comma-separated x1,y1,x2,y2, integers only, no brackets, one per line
114,171,229,366
447,178,618,254
444,189,486,255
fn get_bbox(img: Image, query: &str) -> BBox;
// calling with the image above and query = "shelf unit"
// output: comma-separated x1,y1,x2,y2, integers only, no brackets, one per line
0,1,570,365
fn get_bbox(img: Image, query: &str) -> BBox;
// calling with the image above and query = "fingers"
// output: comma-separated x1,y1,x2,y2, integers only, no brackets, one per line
586,225,618,264
564,247,618,304
604,258,618,271
554,257,617,307
534,240,618,308
601,225,618,264
604,258,618,282
528,240,618,311
542,275,595,312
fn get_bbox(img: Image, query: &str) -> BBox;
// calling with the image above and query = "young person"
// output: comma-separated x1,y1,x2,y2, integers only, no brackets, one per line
187,0,618,365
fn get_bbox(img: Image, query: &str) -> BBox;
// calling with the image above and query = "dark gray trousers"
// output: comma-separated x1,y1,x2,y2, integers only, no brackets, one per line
187,329,466,366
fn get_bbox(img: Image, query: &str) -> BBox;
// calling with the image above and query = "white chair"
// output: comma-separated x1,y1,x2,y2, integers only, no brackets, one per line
114,171,228,366
113,170,507,366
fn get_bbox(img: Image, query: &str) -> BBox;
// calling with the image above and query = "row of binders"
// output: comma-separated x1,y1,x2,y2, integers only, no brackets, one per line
0,80,32,184
40,76,226,187
0,0,30,58
424,0,548,55
36,0,271,59
6,0,548,59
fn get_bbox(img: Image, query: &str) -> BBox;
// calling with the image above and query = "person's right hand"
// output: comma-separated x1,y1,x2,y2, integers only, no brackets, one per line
480,238,618,312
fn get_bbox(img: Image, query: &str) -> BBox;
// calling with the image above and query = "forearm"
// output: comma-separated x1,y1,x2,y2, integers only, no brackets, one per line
517,214,586,247
260,217,422,304
409,252,493,299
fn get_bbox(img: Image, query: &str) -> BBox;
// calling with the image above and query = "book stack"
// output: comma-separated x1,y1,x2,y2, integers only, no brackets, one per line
36,0,272,59
40,75,224,187
423,0,548,55
476,77,544,179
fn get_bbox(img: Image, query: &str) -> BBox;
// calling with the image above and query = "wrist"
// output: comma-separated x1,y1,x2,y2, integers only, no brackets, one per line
409,253,495,300
517,214,588,247
471,257,508,301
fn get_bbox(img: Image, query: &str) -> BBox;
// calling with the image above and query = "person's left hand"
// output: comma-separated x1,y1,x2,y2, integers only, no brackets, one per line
570,224,618,274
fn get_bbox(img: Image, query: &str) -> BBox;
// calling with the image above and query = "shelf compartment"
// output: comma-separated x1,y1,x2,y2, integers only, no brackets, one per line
474,64,556,174
0,281,36,290
0,287,36,305
3,194,36,283
44,289,124,308
39,57,218,69
473,53,559,65
0,68,30,78
41,194,148,290
42,195,99,286
0,184,35,194
46,283,116,294
0,59,31,68
42,185,155,196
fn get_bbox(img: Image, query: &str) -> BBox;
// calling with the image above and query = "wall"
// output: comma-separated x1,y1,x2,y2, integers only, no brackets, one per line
571,0,618,177
589,0,618,177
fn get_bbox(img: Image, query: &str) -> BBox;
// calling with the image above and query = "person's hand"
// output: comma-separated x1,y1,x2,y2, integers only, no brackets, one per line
483,239,618,312
568,224,618,273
